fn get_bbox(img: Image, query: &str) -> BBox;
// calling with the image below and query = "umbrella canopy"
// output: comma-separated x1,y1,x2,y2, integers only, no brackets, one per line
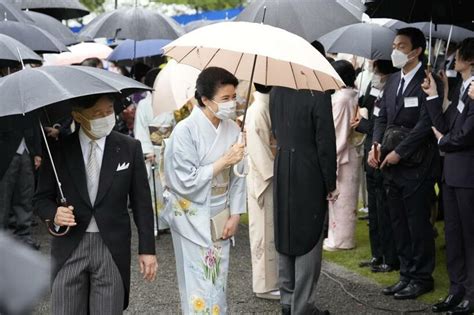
24,11,78,46
163,21,344,91
365,0,474,25
0,33,42,67
107,39,171,63
236,0,362,42
13,0,89,20
152,59,200,116
371,18,410,31
0,0,32,23
0,65,150,117
80,7,183,41
47,42,112,65
0,20,68,53
410,22,474,43
319,23,396,60
184,19,225,33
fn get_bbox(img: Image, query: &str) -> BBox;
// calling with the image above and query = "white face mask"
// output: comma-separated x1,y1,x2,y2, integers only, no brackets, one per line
209,99,237,120
80,113,116,139
371,74,385,89
391,49,411,69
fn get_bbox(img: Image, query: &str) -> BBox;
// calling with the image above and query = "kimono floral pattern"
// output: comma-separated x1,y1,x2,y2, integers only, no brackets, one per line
173,198,197,216
201,246,223,285
190,295,221,315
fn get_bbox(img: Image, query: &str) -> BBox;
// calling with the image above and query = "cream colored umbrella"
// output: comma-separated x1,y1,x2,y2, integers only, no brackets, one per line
152,59,201,117
45,42,113,65
163,21,344,92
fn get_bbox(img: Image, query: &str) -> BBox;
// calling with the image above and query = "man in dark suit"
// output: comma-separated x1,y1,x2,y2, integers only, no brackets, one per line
423,38,474,315
369,27,442,300
34,94,157,314
270,41,337,315
353,60,399,273
0,112,42,249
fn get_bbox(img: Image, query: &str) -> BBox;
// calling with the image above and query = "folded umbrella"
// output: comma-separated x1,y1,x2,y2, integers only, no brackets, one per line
0,33,42,67
80,7,183,41
13,0,89,20
0,20,68,54
107,39,171,63
236,0,362,42
25,11,78,46
152,59,200,117
319,23,396,60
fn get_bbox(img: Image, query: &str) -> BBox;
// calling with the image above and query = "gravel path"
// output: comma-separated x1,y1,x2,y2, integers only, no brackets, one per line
32,222,432,314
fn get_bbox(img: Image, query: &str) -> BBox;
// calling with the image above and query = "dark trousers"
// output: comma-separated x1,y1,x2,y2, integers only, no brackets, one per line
443,184,474,302
0,152,35,237
366,170,398,266
385,179,435,285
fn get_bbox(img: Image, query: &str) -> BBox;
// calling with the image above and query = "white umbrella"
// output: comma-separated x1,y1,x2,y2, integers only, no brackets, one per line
152,59,200,117
47,42,113,65
163,21,344,92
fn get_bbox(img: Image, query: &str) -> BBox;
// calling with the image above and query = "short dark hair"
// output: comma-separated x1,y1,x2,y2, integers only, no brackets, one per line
331,60,356,88
373,59,397,75
72,93,117,111
311,40,326,56
396,27,426,61
144,68,161,88
254,83,272,94
80,58,103,68
457,37,474,63
195,67,239,107
131,62,151,82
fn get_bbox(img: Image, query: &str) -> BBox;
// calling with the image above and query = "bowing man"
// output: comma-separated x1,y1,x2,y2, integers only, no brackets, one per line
423,38,474,315
34,94,158,315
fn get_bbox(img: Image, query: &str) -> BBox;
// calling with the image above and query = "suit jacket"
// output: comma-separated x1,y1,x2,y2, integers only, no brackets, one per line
356,85,379,175
33,130,155,309
0,112,42,180
373,66,441,190
270,87,337,256
426,81,474,188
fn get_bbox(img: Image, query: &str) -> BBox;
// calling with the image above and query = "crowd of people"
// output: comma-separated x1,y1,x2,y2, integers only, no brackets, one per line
0,22,473,315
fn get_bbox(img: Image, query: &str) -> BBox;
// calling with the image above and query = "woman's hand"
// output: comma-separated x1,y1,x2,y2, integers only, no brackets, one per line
224,143,245,167
222,214,240,240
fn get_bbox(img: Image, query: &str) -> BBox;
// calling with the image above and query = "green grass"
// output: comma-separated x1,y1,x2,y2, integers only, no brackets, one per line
323,216,449,304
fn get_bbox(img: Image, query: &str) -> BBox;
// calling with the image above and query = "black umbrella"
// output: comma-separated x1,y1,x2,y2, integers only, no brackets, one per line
0,0,33,23
0,20,68,53
184,19,225,33
13,0,89,20
236,0,362,42
25,11,78,46
365,0,474,25
80,7,182,41
0,33,42,67
410,22,474,43
319,23,396,60
0,65,150,235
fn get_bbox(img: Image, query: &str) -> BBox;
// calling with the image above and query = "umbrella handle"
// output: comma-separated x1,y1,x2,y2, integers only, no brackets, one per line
232,132,249,178
45,199,71,237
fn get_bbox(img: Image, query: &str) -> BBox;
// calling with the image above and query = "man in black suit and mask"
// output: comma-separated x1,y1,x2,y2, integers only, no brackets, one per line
369,27,442,300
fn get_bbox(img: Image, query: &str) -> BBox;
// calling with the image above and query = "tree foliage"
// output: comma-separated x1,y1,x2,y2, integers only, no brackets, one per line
80,0,107,11
156,0,244,12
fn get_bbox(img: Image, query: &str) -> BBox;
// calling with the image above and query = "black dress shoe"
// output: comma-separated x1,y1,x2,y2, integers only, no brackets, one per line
394,283,433,300
282,304,291,315
447,300,474,315
359,257,382,268
432,294,464,313
371,263,399,273
382,281,409,295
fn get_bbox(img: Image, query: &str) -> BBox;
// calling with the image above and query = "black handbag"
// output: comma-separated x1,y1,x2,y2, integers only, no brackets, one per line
381,125,428,167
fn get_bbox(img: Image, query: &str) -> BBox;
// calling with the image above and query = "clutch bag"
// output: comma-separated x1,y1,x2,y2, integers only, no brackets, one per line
210,208,230,242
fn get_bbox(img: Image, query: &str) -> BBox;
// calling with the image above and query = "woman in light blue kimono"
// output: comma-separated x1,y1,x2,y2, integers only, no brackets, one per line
163,67,246,315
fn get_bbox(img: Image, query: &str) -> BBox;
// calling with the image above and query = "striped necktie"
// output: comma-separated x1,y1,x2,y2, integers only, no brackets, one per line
86,140,99,205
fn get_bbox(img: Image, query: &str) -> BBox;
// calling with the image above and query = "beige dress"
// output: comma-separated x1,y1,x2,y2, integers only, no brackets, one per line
246,91,279,293
324,88,362,250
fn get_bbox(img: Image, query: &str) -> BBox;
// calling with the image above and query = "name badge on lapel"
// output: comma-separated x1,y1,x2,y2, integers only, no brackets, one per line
373,106,380,117
370,88,381,98
457,100,465,114
404,97,419,108
446,70,457,78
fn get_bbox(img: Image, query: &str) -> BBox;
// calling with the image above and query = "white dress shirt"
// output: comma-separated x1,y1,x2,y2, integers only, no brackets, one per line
78,128,106,232
398,62,423,94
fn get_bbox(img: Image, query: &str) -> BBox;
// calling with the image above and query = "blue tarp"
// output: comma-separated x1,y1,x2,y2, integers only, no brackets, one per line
172,7,243,25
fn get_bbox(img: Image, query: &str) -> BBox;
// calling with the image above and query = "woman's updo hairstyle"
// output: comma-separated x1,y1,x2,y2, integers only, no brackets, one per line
194,67,239,107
